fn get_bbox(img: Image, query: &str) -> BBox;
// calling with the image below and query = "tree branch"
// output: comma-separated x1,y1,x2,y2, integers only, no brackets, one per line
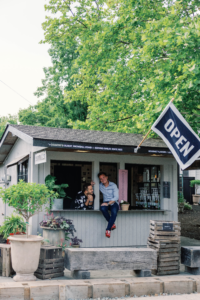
105,115,134,123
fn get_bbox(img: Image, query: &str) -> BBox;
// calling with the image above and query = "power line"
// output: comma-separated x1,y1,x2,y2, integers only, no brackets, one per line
0,80,33,105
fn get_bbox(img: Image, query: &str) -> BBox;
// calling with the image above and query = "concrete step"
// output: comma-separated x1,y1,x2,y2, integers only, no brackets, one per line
0,275,200,299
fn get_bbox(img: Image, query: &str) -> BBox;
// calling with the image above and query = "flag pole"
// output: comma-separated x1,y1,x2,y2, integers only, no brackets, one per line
134,97,175,153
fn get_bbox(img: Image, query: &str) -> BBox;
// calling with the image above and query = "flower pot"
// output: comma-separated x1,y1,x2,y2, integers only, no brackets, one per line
192,195,200,205
7,232,26,244
178,202,184,213
51,198,63,210
41,227,65,246
71,245,80,248
9,235,43,281
121,204,130,211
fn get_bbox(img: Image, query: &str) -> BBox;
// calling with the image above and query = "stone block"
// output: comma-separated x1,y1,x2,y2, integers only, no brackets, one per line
65,247,157,271
65,285,89,299
185,266,200,275
187,276,200,293
59,285,65,300
161,276,195,294
58,279,91,299
71,270,90,279
29,285,59,300
91,279,126,298
0,284,24,300
135,269,151,277
125,278,163,297
181,246,200,268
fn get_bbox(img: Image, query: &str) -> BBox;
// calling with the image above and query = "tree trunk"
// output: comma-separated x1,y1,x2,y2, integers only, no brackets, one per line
26,219,29,239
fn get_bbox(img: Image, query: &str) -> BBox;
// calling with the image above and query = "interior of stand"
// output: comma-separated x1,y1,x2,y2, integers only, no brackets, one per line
50,160,161,210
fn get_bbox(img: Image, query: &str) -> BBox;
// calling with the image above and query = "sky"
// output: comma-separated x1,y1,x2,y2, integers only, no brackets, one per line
0,0,52,117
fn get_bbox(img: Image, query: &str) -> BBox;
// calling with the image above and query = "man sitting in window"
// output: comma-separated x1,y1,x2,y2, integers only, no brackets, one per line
74,183,94,210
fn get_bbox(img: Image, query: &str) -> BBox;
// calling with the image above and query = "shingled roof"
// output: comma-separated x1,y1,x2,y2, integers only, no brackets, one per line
8,124,167,148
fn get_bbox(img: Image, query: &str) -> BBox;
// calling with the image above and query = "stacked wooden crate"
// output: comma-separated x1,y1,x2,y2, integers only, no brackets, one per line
0,244,13,277
35,246,64,279
147,220,181,275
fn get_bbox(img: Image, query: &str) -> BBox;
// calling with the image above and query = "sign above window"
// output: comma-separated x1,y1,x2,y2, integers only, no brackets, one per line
35,151,46,165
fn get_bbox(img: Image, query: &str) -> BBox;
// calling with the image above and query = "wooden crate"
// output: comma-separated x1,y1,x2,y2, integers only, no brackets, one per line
0,244,12,277
148,220,181,276
149,220,181,242
35,246,64,280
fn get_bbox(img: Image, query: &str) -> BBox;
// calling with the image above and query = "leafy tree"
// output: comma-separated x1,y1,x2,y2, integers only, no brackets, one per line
19,42,87,128
0,115,18,139
42,0,200,136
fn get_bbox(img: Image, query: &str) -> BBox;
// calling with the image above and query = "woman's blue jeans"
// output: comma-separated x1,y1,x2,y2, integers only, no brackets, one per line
100,202,119,230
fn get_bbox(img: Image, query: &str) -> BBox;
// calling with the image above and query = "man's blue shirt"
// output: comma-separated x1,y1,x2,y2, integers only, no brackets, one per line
99,181,119,204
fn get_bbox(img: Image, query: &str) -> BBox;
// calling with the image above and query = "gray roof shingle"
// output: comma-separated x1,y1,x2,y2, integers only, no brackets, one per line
10,124,167,148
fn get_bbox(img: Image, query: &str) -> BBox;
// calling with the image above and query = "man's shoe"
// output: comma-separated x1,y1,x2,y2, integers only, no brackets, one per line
105,230,111,238
111,224,116,230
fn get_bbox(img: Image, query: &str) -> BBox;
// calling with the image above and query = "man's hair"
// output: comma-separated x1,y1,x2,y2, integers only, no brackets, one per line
82,183,92,192
98,171,107,178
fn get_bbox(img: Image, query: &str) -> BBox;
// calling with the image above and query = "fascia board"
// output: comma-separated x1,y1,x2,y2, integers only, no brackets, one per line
2,125,33,146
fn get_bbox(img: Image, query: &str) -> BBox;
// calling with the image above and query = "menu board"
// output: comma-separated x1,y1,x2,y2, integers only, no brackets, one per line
163,181,170,198
162,223,174,231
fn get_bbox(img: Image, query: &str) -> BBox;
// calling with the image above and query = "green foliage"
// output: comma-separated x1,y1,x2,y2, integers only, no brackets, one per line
120,200,129,205
0,180,56,223
190,180,200,194
45,174,69,198
57,238,68,251
0,115,18,139
190,180,200,187
178,197,185,204
184,202,192,210
41,0,200,135
178,191,185,203
18,43,87,128
0,214,26,239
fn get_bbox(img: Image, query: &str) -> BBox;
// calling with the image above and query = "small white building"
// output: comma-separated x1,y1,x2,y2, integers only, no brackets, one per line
0,124,178,247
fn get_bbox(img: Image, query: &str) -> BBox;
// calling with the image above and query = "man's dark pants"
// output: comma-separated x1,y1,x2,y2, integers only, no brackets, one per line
100,202,119,230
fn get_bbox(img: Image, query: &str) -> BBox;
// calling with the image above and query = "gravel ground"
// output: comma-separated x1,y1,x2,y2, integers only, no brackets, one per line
68,293,200,300
178,205,200,240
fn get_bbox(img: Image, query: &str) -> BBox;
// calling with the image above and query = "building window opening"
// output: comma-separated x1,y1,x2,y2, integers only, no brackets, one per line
99,162,118,205
125,164,161,210
51,160,92,209
18,160,28,183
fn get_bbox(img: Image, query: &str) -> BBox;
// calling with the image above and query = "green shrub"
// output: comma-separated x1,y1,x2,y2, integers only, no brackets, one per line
45,175,69,198
190,180,200,194
0,180,57,238
184,202,192,210
178,192,185,203
0,214,26,239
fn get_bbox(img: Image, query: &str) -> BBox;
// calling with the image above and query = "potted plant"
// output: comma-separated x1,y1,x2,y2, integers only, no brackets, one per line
70,236,82,248
0,180,56,282
57,238,68,257
120,200,130,211
40,213,76,246
0,213,26,244
190,180,200,205
45,175,69,210
178,193,185,213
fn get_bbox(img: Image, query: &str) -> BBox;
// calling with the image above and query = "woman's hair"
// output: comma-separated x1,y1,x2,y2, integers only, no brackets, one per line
97,172,107,178
82,183,92,192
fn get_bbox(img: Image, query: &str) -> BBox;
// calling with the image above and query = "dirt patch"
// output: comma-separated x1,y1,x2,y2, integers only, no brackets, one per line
178,205,200,240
